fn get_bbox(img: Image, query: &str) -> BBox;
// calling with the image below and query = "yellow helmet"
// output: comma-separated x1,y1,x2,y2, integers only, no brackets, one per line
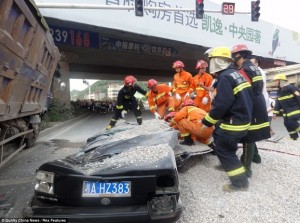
273,74,287,81
208,46,232,59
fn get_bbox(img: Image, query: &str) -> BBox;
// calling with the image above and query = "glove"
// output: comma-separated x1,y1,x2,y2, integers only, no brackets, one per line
121,110,127,119
201,97,209,105
175,93,181,101
184,92,190,99
154,112,161,119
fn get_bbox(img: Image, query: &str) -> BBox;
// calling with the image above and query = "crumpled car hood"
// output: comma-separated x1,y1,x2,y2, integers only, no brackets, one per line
39,120,179,176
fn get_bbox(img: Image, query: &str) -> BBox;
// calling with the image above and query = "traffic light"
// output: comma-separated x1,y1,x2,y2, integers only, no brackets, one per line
135,0,144,17
251,0,260,22
196,0,204,19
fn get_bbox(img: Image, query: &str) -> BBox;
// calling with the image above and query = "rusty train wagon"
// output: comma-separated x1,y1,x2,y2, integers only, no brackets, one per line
0,0,60,167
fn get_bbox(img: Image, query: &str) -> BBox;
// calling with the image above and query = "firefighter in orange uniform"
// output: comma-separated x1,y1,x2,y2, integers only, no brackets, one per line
164,111,178,129
169,60,194,111
173,99,214,148
147,79,173,119
191,60,214,112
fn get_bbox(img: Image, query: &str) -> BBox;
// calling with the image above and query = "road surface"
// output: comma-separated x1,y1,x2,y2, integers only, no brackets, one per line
0,110,292,219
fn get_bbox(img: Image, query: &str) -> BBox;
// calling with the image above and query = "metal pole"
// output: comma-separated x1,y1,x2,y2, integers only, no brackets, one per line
35,3,134,10
88,83,91,101
35,3,251,14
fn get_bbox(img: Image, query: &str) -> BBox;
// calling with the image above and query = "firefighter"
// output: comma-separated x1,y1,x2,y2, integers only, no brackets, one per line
231,44,271,178
273,74,300,140
251,57,275,136
191,60,214,112
147,79,173,119
173,99,215,149
201,46,253,192
106,75,147,130
164,111,177,129
169,60,194,111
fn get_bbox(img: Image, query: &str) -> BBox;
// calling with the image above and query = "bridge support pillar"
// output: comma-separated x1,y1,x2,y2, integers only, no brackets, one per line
52,61,71,107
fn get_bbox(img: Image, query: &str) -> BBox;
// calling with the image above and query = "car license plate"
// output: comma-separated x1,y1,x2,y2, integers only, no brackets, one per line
82,181,131,197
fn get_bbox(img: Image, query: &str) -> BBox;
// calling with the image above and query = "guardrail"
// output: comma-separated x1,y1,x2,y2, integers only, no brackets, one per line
0,124,33,168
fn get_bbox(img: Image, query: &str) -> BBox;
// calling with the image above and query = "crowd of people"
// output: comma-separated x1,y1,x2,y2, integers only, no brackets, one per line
105,43,300,192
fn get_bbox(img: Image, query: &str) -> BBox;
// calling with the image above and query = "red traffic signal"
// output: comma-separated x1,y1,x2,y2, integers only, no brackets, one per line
196,0,204,19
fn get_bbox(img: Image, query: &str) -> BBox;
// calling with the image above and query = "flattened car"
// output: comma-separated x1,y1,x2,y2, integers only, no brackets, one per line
24,120,182,222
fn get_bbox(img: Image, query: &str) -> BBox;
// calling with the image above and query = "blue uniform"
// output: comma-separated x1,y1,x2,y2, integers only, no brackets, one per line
202,65,253,188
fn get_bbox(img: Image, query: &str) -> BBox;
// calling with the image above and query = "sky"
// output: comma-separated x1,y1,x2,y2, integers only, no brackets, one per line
212,0,300,33
70,79,99,91
70,0,299,91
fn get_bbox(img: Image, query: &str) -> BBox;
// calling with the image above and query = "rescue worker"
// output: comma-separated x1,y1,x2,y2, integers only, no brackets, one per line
173,99,214,148
273,74,300,140
201,46,253,192
164,111,177,128
251,57,275,136
169,60,194,111
106,75,147,130
191,60,214,112
231,44,271,178
147,79,173,119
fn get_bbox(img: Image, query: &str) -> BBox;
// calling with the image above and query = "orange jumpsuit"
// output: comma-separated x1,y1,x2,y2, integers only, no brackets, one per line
147,84,173,117
170,70,194,111
173,105,213,145
191,72,213,112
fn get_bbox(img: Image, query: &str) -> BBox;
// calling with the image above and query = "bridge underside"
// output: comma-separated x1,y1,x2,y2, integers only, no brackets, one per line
46,18,295,82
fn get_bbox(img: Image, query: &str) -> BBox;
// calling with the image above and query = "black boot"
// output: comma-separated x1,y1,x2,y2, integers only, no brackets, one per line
208,142,216,155
252,143,261,164
137,117,142,125
243,143,255,178
180,135,194,146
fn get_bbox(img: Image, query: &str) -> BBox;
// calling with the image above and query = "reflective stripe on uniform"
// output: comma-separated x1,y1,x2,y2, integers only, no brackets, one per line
187,107,198,113
177,84,188,88
227,166,246,177
205,114,218,124
273,110,280,114
233,82,251,95
196,87,204,90
248,121,270,131
181,132,190,137
150,105,156,110
155,92,166,101
285,110,300,117
116,105,123,109
278,94,294,101
289,130,297,134
252,76,263,83
220,123,250,131
136,116,142,119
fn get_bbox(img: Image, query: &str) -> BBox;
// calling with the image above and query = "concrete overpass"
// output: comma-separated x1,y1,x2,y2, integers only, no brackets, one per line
34,0,300,102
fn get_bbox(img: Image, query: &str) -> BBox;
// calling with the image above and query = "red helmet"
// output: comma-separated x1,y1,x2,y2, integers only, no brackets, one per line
231,44,252,54
172,60,184,68
195,60,208,69
164,112,177,121
181,99,195,107
124,75,136,86
147,79,158,89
